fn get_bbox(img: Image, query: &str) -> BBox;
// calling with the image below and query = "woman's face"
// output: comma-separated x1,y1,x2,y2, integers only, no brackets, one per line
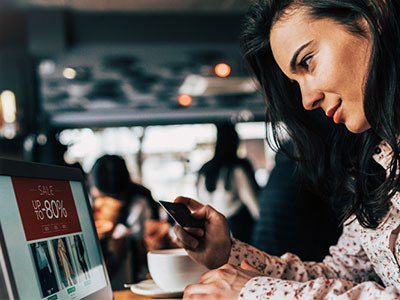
270,8,372,133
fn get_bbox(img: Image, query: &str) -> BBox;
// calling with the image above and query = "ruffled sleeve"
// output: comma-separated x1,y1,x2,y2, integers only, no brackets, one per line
239,277,400,299
228,220,400,299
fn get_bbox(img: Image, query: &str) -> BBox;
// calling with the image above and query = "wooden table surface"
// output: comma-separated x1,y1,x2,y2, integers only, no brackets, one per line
113,290,182,299
113,290,152,299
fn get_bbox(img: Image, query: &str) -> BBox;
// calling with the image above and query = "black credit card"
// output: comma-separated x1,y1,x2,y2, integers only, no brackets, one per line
158,200,204,228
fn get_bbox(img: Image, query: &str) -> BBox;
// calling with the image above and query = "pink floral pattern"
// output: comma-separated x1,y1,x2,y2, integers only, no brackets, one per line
228,140,400,299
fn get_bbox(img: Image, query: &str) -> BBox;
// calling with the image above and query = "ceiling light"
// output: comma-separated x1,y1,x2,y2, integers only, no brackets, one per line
214,63,231,78
179,75,257,97
0,90,16,123
38,60,56,76
63,67,77,80
178,94,192,107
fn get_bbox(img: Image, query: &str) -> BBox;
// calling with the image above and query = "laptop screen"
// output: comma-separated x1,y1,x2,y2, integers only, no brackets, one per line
0,160,111,300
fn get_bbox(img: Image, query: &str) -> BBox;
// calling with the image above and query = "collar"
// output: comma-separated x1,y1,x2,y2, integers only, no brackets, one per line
372,140,393,171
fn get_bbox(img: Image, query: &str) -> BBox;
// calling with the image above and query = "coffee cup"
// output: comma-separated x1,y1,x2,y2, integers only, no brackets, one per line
147,248,208,292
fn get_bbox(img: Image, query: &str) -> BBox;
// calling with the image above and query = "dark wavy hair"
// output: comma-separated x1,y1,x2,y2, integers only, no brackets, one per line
241,0,400,228
91,154,159,219
199,123,259,193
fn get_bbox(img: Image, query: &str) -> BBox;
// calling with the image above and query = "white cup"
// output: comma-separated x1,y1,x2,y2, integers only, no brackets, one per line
147,248,209,292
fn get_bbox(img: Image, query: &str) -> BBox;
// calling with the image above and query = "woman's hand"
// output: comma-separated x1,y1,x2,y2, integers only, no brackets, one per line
183,260,264,300
173,196,231,269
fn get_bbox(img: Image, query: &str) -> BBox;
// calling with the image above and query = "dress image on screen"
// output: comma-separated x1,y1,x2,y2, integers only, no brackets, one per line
29,241,60,297
69,234,91,281
51,237,77,288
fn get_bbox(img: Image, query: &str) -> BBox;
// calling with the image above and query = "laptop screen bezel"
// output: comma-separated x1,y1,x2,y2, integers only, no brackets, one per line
0,158,113,300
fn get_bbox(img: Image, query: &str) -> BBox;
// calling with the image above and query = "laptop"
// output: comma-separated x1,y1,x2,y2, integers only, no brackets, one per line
0,158,113,299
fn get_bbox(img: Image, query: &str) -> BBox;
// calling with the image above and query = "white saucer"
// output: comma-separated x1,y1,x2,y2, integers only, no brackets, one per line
130,279,183,298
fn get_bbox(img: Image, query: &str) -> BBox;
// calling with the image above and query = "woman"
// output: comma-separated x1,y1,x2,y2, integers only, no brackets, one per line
197,123,259,243
90,155,159,227
90,154,159,286
174,0,400,299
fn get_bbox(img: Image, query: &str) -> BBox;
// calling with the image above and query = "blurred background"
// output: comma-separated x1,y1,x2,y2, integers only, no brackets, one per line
0,1,343,290
0,0,271,200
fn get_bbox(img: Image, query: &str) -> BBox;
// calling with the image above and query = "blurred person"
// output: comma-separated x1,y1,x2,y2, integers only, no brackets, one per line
90,154,159,287
197,123,259,243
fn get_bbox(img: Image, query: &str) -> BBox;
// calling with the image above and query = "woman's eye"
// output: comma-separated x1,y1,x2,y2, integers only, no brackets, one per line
299,56,312,70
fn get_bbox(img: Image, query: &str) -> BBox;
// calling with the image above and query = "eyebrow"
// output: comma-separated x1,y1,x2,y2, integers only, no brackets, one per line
290,41,313,73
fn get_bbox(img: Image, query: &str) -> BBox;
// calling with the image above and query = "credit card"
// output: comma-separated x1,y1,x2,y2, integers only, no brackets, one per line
158,200,204,228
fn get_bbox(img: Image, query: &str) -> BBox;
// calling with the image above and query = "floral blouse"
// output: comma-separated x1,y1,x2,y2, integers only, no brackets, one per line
228,140,400,299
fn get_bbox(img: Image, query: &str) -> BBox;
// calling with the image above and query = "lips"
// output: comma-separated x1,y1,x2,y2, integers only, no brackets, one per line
325,100,343,124
333,104,343,124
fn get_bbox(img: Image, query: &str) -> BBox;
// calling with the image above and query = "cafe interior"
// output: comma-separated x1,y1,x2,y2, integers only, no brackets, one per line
0,0,343,299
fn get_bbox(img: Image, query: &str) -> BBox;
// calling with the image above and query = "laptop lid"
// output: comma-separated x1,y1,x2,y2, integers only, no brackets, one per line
0,158,113,300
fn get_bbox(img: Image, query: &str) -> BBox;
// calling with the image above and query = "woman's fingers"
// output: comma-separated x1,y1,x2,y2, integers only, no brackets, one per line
184,264,244,299
240,260,262,275
191,204,222,224
199,269,219,284
183,227,204,237
199,264,234,284
174,225,200,250
174,196,203,211
183,282,218,299
183,293,210,300
174,196,221,223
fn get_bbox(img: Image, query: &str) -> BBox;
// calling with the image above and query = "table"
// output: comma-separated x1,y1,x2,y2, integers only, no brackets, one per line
113,290,153,299
113,290,182,299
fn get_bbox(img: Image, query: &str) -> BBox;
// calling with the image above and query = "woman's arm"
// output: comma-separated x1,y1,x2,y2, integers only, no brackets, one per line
229,220,379,282
234,167,260,220
239,276,400,300
184,221,399,299
227,221,398,300
228,238,336,281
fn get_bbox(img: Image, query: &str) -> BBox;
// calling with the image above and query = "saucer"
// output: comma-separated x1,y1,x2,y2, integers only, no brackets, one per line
129,279,183,298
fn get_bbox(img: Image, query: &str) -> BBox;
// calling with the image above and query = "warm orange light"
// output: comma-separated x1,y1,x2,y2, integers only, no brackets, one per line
178,94,192,106
215,63,231,78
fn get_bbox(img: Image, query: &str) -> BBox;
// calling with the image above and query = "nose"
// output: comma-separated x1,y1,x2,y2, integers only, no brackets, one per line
299,81,324,110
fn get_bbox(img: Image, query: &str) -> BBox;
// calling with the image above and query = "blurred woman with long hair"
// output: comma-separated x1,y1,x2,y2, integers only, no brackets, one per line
197,123,259,243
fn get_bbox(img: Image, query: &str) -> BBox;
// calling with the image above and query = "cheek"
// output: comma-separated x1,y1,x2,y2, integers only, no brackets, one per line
338,44,369,98
313,49,343,91
317,45,362,95
315,63,341,92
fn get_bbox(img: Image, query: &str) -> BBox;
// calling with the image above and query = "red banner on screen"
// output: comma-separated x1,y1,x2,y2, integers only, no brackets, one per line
11,177,82,241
